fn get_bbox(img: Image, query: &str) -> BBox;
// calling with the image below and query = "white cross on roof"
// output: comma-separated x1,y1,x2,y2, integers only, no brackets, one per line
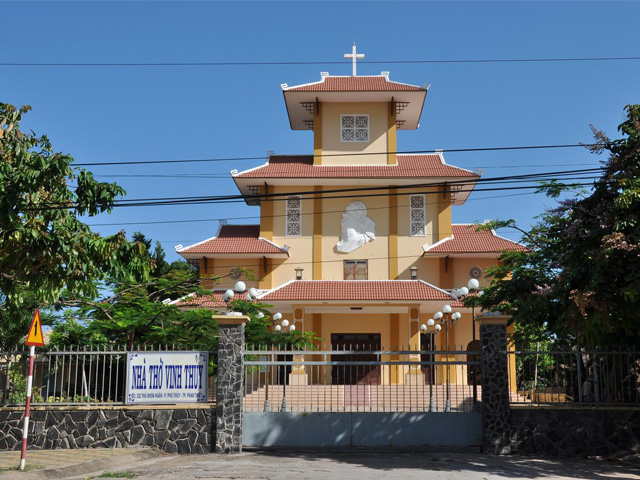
344,43,365,76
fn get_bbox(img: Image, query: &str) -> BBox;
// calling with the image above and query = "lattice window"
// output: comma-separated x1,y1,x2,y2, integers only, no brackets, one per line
344,260,368,280
340,114,369,143
410,194,426,236
187,259,201,277
286,195,302,237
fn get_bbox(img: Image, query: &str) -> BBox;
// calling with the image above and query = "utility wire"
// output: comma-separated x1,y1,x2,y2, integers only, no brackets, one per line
34,167,603,211
92,162,599,180
40,178,602,212
87,192,538,227
72,143,596,167
2,56,639,67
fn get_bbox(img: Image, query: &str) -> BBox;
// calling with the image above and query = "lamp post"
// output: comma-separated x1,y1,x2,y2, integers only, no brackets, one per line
420,319,442,411
453,278,482,410
272,313,294,412
435,304,461,412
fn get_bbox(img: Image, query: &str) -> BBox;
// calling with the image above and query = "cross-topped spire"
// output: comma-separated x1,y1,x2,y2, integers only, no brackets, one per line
344,43,365,76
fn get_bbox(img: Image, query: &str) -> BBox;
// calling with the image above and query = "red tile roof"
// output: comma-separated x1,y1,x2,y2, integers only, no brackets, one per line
234,155,478,179
285,75,425,92
260,280,455,302
173,290,256,309
174,283,465,308
424,224,526,254
178,225,287,254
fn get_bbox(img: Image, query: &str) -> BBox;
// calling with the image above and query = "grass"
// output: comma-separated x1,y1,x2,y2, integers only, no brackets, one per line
86,472,137,480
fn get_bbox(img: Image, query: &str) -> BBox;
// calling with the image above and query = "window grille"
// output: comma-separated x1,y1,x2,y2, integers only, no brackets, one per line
409,194,426,236
286,195,302,236
187,258,201,276
344,260,368,280
340,114,369,142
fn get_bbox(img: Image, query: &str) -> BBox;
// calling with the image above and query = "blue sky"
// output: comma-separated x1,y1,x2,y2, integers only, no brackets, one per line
3,1,640,263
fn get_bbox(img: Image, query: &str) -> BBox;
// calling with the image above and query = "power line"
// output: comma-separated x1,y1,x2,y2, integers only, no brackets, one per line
92,162,599,180
87,191,538,227
2,56,639,67
72,143,595,167
37,167,603,211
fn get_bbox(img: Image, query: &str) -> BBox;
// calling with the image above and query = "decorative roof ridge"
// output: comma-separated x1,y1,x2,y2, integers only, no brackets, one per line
176,234,219,253
422,234,455,252
282,73,425,91
255,279,296,299
258,236,290,253
490,228,525,247
417,279,457,298
437,152,478,176
231,160,270,177
451,223,524,247
169,291,197,305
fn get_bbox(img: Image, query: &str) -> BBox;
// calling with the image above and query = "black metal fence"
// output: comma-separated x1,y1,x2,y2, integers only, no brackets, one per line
0,345,217,406
244,346,480,413
508,348,640,406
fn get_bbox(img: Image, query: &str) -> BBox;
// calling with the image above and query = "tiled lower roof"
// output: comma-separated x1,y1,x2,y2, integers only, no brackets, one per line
173,283,465,308
172,290,257,309
424,224,526,254
178,224,287,255
233,155,478,179
259,280,455,302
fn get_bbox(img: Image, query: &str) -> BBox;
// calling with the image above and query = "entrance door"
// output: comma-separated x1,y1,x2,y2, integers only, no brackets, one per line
331,334,381,385
420,333,436,385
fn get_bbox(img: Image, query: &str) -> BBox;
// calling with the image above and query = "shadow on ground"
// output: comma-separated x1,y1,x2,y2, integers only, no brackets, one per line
237,450,640,480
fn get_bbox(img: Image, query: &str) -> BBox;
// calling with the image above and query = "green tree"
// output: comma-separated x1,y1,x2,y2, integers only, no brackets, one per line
475,104,640,348
0,103,149,349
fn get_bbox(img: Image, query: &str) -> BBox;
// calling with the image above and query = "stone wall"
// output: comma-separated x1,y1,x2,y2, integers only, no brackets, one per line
511,407,640,457
0,407,212,453
479,318,512,455
215,322,245,454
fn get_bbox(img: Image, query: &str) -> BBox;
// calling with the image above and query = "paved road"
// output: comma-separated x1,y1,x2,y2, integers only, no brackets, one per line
73,450,640,480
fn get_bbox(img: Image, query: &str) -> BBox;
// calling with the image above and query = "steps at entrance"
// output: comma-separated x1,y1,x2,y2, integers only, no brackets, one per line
243,385,489,412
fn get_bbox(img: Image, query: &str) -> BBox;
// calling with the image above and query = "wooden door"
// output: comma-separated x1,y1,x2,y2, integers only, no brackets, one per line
331,333,381,385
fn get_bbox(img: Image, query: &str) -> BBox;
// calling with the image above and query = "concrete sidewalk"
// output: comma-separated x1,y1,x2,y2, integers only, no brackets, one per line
2,449,639,480
0,448,159,479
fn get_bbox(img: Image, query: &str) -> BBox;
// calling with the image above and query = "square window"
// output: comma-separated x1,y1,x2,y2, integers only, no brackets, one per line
340,114,369,143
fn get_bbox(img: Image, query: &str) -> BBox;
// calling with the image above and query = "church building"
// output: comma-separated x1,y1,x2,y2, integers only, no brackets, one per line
174,46,524,387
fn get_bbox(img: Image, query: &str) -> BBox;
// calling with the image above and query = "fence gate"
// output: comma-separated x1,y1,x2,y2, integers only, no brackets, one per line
242,346,482,448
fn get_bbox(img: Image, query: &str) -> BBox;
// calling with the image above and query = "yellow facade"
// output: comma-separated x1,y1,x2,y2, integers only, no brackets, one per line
318,102,390,165
184,72,519,390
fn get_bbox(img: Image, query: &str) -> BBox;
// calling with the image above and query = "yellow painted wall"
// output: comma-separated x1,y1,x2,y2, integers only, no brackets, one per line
270,186,315,286
396,187,440,282
437,188,452,241
451,257,497,290
320,102,389,165
202,257,260,291
320,188,389,280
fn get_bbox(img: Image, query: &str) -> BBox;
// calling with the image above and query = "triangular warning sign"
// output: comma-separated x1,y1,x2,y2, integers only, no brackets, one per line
26,308,45,347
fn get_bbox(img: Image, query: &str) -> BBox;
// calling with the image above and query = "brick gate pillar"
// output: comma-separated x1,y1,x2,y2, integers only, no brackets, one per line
477,313,512,455
213,314,248,454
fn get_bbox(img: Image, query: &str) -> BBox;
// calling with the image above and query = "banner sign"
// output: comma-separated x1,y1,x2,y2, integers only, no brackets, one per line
125,351,208,404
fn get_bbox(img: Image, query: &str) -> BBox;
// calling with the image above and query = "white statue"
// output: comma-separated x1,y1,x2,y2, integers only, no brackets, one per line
336,201,376,253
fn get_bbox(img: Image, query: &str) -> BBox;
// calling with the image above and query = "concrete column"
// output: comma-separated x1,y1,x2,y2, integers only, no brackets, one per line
214,315,248,454
477,313,512,455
